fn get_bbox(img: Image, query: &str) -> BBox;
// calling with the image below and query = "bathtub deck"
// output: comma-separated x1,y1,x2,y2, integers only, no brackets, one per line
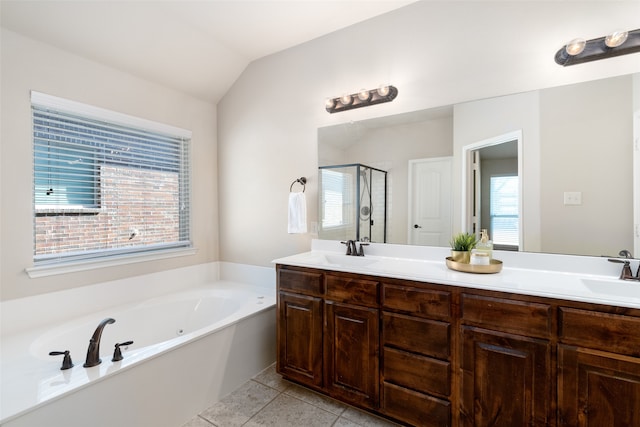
1,277,276,426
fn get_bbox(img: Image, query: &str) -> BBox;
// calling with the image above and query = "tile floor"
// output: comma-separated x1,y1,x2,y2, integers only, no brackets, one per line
181,364,401,427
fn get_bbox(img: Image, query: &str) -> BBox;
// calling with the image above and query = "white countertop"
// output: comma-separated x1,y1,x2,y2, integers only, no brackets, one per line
273,240,640,309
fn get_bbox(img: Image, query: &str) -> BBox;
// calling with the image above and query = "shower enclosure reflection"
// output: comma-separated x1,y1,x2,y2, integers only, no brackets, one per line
318,163,387,243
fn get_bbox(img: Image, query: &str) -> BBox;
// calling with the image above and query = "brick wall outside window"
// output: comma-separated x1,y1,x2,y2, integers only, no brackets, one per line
35,165,179,256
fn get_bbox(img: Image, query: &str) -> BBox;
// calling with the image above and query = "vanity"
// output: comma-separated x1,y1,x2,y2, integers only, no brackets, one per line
274,241,640,427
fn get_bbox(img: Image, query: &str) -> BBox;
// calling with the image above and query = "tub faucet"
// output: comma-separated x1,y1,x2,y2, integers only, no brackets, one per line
83,318,115,368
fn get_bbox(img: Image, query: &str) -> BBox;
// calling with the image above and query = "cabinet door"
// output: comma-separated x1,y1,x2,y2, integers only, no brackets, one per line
558,345,640,427
460,326,552,427
277,292,323,387
325,301,379,409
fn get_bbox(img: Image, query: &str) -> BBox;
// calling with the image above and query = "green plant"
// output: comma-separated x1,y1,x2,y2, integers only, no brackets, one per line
450,232,477,251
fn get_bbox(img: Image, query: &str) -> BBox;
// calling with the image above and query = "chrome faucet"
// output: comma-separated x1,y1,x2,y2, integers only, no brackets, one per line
608,250,640,281
340,240,369,256
341,240,357,255
83,318,115,367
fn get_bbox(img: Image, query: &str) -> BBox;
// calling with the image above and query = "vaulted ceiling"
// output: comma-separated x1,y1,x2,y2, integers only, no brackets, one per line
1,1,416,103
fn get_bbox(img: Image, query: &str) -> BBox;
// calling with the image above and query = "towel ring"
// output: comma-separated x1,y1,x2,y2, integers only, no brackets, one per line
290,177,307,193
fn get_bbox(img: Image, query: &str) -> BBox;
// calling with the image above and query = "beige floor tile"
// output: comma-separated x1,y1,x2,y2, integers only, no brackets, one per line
181,416,214,427
333,417,363,427
251,363,292,392
199,380,280,427
341,407,400,426
243,394,338,427
284,383,347,415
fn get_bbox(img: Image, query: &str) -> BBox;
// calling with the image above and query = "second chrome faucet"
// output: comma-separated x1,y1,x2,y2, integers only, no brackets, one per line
608,250,640,281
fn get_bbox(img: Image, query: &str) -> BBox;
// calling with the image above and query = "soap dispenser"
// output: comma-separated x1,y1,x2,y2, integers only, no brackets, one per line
476,229,493,259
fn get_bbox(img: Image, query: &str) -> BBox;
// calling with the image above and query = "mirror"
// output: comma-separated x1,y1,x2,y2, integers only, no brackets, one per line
318,73,639,257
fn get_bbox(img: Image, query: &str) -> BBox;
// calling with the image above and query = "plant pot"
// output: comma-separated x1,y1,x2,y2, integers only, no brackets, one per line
451,250,471,264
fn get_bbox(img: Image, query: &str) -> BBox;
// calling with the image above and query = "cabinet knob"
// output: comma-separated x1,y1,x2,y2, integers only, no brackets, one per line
414,224,422,229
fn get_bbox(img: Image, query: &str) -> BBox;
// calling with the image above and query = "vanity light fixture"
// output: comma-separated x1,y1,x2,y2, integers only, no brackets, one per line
555,28,640,66
325,85,398,114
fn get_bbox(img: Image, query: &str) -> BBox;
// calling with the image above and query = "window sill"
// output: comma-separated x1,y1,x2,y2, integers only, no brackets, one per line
35,206,103,215
25,246,197,278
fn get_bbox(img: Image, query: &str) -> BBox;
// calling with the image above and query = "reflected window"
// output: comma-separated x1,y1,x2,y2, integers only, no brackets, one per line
320,169,353,228
490,175,519,247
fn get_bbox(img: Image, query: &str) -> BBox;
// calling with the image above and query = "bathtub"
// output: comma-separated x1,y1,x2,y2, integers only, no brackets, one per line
0,262,277,427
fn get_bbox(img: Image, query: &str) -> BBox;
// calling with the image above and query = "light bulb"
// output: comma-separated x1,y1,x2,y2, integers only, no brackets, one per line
605,30,628,48
565,38,586,56
357,89,370,101
377,85,390,97
325,98,335,109
340,93,353,105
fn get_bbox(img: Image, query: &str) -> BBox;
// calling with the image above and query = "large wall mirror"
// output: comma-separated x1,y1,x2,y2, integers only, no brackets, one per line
318,73,640,257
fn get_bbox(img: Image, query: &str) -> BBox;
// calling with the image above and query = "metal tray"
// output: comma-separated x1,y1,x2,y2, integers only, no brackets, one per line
445,257,503,274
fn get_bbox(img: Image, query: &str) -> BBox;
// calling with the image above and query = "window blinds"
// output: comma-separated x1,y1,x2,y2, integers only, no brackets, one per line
320,168,353,228
31,91,192,264
489,175,519,246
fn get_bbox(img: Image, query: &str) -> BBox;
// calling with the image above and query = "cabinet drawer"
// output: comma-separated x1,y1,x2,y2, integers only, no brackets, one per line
382,283,451,319
384,347,450,397
462,293,551,338
382,382,450,427
559,307,640,357
383,312,450,360
278,268,323,296
325,274,378,307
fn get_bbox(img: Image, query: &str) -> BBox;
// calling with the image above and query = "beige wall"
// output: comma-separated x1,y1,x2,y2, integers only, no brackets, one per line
217,1,640,267
4,2,640,300
540,76,633,256
0,29,218,300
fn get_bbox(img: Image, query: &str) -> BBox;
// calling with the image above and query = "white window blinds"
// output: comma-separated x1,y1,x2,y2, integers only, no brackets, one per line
31,91,192,266
320,168,353,228
489,175,519,246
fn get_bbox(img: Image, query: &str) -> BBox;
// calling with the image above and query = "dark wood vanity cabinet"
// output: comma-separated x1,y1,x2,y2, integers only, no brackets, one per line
277,268,323,387
459,294,553,426
557,307,640,427
277,266,380,409
324,273,380,409
380,282,453,427
276,264,640,427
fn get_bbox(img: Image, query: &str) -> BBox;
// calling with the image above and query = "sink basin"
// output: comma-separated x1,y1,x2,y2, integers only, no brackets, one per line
581,278,640,298
323,254,378,268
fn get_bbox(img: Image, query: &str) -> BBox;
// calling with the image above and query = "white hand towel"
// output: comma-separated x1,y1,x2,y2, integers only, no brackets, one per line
288,192,307,234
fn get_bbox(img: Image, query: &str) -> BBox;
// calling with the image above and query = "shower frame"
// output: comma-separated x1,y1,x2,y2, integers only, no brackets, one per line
318,163,388,243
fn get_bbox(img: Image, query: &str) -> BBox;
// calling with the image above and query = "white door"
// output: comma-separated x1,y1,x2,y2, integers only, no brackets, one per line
408,157,452,246
471,150,481,235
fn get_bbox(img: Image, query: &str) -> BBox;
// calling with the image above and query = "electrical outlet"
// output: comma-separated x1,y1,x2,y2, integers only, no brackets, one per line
563,191,582,206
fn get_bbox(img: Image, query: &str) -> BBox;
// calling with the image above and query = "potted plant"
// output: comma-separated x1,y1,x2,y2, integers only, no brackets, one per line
450,232,477,264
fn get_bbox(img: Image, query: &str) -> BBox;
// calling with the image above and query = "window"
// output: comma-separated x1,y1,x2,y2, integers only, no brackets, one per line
489,175,519,247
320,168,353,229
31,92,192,268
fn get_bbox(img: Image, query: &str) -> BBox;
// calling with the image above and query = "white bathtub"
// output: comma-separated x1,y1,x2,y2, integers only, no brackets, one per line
0,262,277,427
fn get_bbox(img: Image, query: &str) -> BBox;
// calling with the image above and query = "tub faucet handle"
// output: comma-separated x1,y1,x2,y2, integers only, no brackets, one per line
112,341,134,362
49,350,74,370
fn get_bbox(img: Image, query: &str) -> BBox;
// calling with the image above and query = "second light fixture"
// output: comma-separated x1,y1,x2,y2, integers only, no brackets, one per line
326,85,398,113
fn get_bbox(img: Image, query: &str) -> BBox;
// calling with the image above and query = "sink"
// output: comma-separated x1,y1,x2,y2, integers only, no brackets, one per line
323,254,378,268
581,278,640,298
